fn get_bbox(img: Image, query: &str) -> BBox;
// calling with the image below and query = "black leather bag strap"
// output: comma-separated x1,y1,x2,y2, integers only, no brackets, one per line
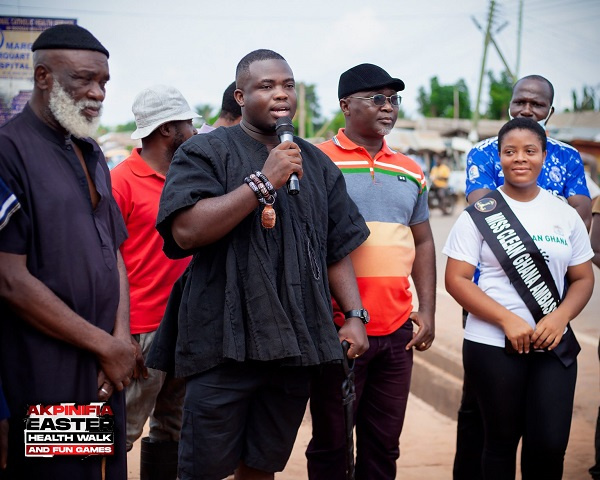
466,189,579,367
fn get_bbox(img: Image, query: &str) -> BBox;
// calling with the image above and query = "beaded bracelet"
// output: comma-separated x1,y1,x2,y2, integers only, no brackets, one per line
249,174,270,199
244,176,263,203
244,172,277,229
254,171,277,198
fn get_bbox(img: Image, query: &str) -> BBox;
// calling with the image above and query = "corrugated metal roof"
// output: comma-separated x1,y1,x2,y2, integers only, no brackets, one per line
385,128,447,153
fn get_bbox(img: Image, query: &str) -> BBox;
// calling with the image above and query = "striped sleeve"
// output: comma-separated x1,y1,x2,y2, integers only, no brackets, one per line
0,176,20,231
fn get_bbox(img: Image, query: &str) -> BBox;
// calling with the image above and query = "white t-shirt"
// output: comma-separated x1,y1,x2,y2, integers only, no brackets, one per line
443,188,593,348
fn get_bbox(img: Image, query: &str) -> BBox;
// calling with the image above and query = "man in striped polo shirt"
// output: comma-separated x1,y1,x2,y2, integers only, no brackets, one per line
306,63,436,480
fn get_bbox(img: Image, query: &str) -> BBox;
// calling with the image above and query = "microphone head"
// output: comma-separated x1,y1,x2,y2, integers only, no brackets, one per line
275,116,294,135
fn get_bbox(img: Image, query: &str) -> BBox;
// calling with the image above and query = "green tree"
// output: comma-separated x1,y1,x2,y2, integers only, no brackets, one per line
313,110,344,140
195,103,216,124
327,110,346,134
294,83,324,137
486,70,513,120
417,77,471,118
572,85,597,111
114,120,137,132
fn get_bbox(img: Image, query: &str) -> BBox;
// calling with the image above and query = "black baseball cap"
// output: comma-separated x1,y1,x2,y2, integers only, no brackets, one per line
338,63,404,99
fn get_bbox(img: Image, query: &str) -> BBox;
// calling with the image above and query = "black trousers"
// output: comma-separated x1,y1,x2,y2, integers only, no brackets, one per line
453,310,484,480
589,339,600,480
462,340,577,480
453,374,484,480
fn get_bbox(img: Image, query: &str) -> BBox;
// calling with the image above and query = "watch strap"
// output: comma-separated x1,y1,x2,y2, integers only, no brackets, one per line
344,309,363,319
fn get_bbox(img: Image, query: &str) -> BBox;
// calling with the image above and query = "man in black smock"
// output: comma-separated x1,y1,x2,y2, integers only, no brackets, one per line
0,25,136,479
149,49,370,480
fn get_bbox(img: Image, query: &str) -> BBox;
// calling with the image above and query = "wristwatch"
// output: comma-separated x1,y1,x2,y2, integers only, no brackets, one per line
344,308,370,325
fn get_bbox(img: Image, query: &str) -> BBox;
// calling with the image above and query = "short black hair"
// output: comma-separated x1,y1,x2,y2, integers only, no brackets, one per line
498,117,547,153
219,81,241,120
235,49,285,81
514,75,554,104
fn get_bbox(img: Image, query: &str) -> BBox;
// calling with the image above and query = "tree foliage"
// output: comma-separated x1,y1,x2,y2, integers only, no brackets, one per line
417,77,471,118
571,85,598,111
327,110,346,134
195,103,216,124
486,70,513,120
294,83,324,137
114,120,137,132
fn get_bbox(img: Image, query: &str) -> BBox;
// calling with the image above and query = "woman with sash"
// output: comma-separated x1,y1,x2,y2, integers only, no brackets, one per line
443,117,594,479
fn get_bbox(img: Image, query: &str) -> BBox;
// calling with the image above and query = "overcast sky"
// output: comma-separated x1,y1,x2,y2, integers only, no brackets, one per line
2,0,598,126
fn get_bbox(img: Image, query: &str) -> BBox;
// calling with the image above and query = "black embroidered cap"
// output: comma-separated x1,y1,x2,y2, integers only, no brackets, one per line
32,24,109,58
338,63,404,99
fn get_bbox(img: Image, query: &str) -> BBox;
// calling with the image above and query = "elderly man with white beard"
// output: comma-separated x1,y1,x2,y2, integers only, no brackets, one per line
0,24,136,480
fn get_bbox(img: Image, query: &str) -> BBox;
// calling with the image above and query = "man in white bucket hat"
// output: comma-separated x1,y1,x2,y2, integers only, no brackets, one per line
110,84,198,480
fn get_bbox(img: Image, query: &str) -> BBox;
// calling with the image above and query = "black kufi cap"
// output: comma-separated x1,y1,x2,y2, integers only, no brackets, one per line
338,63,404,99
32,24,109,58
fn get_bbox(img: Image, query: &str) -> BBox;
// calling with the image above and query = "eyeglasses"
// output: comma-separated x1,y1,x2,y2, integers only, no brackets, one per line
349,94,402,106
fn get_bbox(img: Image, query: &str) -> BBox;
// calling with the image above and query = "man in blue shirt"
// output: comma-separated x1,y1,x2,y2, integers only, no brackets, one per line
456,74,592,480
466,75,591,228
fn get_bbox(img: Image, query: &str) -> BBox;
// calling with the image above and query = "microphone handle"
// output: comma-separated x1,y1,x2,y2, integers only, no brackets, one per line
279,132,299,195
280,132,294,143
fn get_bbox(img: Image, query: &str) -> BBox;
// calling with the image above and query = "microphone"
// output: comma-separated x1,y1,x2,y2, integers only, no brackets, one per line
275,116,300,195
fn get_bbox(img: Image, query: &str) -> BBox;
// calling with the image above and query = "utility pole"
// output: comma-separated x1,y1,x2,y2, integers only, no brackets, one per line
473,17,514,81
454,86,459,121
515,0,524,78
298,82,306,138
471,0,495,141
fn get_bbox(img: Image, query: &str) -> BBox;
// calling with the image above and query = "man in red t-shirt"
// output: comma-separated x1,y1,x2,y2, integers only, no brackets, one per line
110,85,198,477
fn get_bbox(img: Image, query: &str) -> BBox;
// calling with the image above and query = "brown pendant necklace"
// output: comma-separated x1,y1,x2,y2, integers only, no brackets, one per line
261,203,276,229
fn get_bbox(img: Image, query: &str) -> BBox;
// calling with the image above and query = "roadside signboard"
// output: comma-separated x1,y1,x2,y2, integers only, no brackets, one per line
0,16,76,125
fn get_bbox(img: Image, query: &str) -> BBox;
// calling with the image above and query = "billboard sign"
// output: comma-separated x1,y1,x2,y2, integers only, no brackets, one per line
0,16,76,125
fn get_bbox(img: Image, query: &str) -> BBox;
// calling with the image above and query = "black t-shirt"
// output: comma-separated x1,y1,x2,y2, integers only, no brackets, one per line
150,125,369,377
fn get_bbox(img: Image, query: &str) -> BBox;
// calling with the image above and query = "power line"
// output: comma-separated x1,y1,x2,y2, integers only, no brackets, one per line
522,12,600,50
0,3,489,21
524,0,599,12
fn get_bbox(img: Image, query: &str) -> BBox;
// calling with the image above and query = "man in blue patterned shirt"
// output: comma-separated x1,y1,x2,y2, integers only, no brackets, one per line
466,75,591,229
456,74,592,480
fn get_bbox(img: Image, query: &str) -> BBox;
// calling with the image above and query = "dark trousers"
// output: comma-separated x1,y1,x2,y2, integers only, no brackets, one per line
454,309,484,480
306,321,413,480
589,339,600,480
453,375,484,480
463,340,577,480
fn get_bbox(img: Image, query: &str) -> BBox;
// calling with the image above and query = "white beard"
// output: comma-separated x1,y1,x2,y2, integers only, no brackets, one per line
49,81,102,138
